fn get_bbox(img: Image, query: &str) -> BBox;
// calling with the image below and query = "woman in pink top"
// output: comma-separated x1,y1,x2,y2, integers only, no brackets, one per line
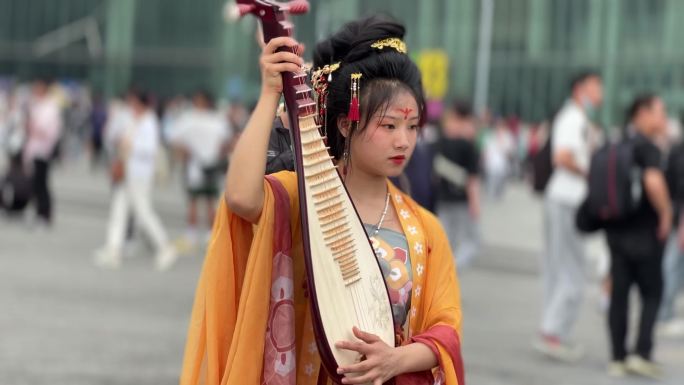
24,77,62,226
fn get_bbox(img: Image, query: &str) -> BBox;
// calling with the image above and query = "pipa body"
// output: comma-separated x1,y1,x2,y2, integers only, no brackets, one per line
237,1,395,382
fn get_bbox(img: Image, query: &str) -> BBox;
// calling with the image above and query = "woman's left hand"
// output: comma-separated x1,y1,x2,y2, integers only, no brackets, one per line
335,327,399,384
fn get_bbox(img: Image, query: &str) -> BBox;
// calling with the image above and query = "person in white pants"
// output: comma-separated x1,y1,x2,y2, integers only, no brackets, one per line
95,89,176,271
535,71,603,361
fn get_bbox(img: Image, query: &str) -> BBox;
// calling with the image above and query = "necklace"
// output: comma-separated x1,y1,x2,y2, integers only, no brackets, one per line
372,190,391,237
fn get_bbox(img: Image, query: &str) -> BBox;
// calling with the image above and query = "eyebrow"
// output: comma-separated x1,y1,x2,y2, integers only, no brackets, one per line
378,114,420,121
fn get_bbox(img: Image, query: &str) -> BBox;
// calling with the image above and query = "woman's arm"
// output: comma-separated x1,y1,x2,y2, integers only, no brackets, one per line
224,36,302,223
393,342,438,375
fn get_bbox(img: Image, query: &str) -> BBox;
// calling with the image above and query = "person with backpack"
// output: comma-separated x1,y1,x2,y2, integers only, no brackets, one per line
169,89,231,249
434,100,481,270
602,94,672,378
535,71,603,361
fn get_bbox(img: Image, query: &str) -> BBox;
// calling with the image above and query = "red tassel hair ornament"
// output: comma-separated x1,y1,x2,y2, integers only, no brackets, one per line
348,73,362,123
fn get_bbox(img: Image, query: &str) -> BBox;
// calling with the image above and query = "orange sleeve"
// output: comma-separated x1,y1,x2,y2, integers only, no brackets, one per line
180,179,281,385
416,208,465,385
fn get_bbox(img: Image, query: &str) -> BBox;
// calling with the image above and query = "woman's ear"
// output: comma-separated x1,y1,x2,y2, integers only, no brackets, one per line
337,115,351,138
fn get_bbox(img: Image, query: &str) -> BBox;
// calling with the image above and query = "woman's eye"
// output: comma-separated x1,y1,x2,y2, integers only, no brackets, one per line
382,124,395,129
409,125,419,130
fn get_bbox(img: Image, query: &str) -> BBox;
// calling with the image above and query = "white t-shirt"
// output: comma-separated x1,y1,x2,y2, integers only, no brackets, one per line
169,109,229,187
546,100,591,207
23,96,62,162
483,129,514,175
120,111,160,181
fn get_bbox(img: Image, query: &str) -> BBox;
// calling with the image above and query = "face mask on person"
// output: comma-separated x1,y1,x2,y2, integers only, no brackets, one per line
579,96,599,120
580,96,595,113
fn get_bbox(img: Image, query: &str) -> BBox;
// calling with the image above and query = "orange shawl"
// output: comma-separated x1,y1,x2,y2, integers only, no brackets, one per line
180,171,464,385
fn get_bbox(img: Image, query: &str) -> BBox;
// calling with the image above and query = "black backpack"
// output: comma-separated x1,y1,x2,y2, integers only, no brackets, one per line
666,142,684,207
584,139,642,223
531,136,553,193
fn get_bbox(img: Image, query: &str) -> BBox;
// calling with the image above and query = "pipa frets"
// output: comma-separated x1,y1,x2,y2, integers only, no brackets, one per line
296,119,364,283
319,208,344,221
316,201,344,216
333,248,356,260
321,218,347,232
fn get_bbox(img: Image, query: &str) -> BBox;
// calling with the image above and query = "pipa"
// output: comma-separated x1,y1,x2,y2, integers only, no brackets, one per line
235,1,395,383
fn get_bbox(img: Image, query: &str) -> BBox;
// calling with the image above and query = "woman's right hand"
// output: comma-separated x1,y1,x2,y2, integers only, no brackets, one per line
225,37,302,223
259,36,303,97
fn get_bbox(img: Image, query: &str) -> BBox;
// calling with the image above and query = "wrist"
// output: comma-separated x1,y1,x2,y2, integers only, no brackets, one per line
253,91,282,123
259,88,282,103
391,345,408,377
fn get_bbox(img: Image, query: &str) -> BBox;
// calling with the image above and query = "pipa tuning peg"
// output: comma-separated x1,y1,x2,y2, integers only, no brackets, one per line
285,0,309,15
223,1,255,21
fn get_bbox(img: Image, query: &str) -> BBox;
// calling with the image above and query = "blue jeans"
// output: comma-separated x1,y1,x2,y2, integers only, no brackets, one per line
659,232,684,321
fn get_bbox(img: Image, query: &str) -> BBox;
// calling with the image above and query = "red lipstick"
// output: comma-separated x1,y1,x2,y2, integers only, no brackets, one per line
389,155,406,165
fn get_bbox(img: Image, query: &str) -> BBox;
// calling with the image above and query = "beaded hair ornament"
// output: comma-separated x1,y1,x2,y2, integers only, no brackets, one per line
310,37,407,137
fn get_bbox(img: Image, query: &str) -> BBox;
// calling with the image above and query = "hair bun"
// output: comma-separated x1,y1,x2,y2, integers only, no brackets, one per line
313,15,406,68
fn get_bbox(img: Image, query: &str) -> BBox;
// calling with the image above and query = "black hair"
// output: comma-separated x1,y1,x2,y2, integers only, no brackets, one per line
33,75,53,87
313,15,425,160
127,87,151,108
626,93,659,123
193,88,216,109
569,69,601,92
448,99,473,118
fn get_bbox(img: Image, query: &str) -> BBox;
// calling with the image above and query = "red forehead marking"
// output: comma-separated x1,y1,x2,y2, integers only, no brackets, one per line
396,108,413,120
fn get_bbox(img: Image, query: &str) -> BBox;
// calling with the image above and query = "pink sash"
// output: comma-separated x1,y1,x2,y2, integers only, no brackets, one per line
262,176,296,385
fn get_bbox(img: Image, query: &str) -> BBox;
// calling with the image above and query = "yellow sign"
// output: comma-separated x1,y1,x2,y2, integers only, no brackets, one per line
417,50,449,100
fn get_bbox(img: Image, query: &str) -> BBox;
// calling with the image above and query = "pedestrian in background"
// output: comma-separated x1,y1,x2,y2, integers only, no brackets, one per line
169,89,231,250
23,77,62,227
94,88,177,271
89,93,107,170
535,71,603,361
435,100,481,270
604,94,671,378
659,111,684,337
482,119,514,201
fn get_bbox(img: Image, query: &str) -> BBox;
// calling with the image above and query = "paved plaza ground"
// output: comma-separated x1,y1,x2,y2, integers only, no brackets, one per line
1,159,682,384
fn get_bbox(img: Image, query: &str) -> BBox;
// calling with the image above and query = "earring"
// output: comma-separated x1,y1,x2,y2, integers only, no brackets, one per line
342,137,350,178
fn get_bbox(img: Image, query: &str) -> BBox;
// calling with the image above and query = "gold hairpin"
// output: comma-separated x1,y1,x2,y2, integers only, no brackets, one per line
311,62,341,89
370,38,407,54
312,62,341,134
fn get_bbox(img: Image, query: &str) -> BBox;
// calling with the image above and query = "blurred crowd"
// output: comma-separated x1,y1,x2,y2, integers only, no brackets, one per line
415,72,684,379
0,76,545,249
0,77,250,270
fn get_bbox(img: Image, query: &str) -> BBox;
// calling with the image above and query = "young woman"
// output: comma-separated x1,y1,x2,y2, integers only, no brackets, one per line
181,16,464,385
94,89,176,270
